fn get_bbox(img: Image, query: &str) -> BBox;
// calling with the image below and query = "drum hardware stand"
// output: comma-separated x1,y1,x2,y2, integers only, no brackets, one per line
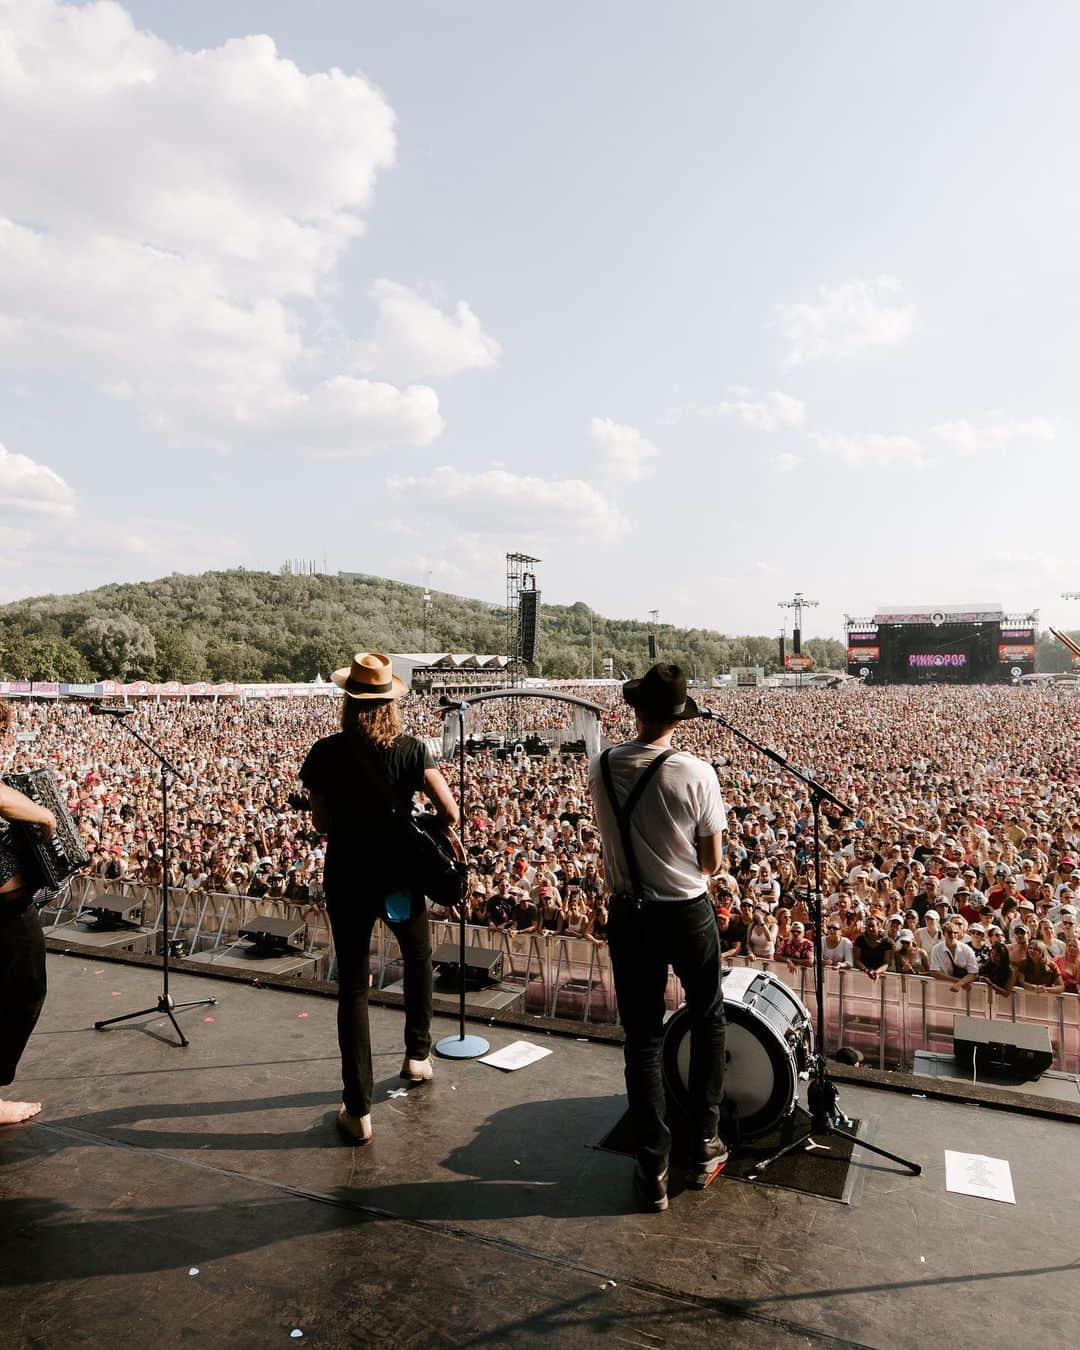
698,709,920,1177
89,706,216,1046
434,698,489,1060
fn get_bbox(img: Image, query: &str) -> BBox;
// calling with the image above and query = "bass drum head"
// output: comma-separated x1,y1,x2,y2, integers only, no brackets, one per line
662,1002,798,1139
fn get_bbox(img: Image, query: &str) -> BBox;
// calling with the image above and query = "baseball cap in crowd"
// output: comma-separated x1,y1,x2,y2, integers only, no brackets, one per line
968,923,986,934
1019,899,1035,911
898,929,915,944
622,664,700,721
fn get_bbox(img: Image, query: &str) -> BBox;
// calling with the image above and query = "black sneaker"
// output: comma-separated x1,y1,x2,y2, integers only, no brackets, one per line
633,1163,669,1212
687,1136,729,1189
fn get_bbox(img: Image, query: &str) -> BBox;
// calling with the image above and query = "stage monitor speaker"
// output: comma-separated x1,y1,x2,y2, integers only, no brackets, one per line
953,1015,1052,1082
83,896,144,930
433,942,504,989
648,634,657,660
519,589,541,663
239,914,307,956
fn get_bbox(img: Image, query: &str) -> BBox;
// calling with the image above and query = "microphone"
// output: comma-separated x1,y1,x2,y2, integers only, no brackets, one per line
88,703,135,717
438,695,467,709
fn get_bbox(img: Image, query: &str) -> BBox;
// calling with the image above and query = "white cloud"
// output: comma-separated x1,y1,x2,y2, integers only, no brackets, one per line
387,465,629,540
0,2,394,292
697,390,806,431
811,431,928,469
250,377,444,455
0,440,75,515
365,280,502,382
0,2,445,456
931,417,1056,456
587,417,659,483
773,452,802,472
775,276,915,366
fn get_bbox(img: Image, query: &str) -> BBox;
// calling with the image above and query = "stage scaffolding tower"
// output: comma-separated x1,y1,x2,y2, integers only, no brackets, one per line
505,552,541,744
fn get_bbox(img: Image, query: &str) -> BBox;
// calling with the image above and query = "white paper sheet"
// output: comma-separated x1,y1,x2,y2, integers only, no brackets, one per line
944,1150,1016,1204
479,1040,553,1072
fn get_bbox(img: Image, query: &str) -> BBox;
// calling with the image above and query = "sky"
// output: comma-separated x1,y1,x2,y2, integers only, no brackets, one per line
2,0,1080,641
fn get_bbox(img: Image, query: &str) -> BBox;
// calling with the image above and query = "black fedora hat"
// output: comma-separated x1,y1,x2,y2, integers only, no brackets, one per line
623,663,699,721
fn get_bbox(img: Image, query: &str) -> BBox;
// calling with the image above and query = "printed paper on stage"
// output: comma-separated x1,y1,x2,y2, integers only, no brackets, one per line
479,1041,553,1072
944,1150,1016,1204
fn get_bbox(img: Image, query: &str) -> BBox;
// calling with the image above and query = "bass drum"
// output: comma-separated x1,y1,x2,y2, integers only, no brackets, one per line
662,967,813,1139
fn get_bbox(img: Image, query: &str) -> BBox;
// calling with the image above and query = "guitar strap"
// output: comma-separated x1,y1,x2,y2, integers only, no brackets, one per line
600,746,677,907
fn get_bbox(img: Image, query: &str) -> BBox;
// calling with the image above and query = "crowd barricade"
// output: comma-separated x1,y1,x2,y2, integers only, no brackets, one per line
43,879,333,980
39,890,1080,1071
701,956,1080,1075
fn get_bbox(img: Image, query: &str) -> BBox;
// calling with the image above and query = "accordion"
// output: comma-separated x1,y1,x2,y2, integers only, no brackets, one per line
2,769,91,892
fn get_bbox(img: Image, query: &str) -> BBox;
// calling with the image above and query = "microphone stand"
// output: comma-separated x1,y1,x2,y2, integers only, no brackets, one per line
435,699,489,1060
91,708,216,1046
698,708,920,1177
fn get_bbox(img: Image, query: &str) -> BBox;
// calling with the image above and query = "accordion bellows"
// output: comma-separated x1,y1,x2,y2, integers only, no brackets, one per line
2,769,91,892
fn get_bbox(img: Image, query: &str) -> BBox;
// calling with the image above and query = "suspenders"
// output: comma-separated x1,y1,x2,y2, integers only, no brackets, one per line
599,747,676,907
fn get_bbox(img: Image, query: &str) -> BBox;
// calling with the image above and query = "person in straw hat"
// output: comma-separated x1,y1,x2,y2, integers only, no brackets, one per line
300,653,459,1145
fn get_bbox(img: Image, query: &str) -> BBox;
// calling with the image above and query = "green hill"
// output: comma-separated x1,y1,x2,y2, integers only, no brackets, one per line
0,568,846,682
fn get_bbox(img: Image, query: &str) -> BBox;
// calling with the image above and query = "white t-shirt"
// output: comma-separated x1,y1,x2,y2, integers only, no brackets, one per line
822,935,854,966
929,939,979,976
589,743,727,902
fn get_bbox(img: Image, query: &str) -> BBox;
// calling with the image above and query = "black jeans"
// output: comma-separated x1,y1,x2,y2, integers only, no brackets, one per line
328,899,432,1116
607,894,726,1176
0,895,47,1087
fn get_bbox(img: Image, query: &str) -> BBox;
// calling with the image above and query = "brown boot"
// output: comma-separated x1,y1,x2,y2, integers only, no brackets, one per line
400,1056,434,1083
336,1105,372,1145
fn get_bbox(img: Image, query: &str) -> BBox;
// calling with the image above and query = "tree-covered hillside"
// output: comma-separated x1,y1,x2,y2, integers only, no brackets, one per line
0,568,849,681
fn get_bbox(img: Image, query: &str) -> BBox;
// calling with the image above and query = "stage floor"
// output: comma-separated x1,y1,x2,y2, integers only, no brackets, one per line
2,954,1077,1349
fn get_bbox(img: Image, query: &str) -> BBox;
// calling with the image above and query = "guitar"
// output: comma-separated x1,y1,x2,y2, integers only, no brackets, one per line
288,791,467,905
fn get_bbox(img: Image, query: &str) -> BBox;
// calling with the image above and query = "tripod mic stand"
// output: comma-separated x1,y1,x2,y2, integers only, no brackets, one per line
698,708,920,1177
90,706,216,1047
434,698,489,1060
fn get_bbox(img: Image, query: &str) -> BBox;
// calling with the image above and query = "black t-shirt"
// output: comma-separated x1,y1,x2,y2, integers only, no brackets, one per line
853,934,893,970
725,917,750,950
912,892,932,920
299,732,430,897
513,900,538,931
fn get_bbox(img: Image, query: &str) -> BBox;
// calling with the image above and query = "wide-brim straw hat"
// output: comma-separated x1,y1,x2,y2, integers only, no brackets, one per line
331,652,408,700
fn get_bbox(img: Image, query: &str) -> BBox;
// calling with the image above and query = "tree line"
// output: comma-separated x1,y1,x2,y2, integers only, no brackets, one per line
0,566,898,683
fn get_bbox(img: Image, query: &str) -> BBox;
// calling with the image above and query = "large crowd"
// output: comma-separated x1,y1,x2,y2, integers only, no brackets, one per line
9,681,1080,994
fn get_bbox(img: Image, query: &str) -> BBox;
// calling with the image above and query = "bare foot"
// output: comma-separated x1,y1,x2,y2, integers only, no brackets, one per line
0,1099,42,1125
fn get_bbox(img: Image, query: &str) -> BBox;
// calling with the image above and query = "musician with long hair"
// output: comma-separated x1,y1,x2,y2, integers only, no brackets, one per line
0,700,57,1126
299,654,458,1145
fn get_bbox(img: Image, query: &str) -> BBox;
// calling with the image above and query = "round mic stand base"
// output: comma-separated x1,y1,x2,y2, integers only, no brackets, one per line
435,1033,490,1060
